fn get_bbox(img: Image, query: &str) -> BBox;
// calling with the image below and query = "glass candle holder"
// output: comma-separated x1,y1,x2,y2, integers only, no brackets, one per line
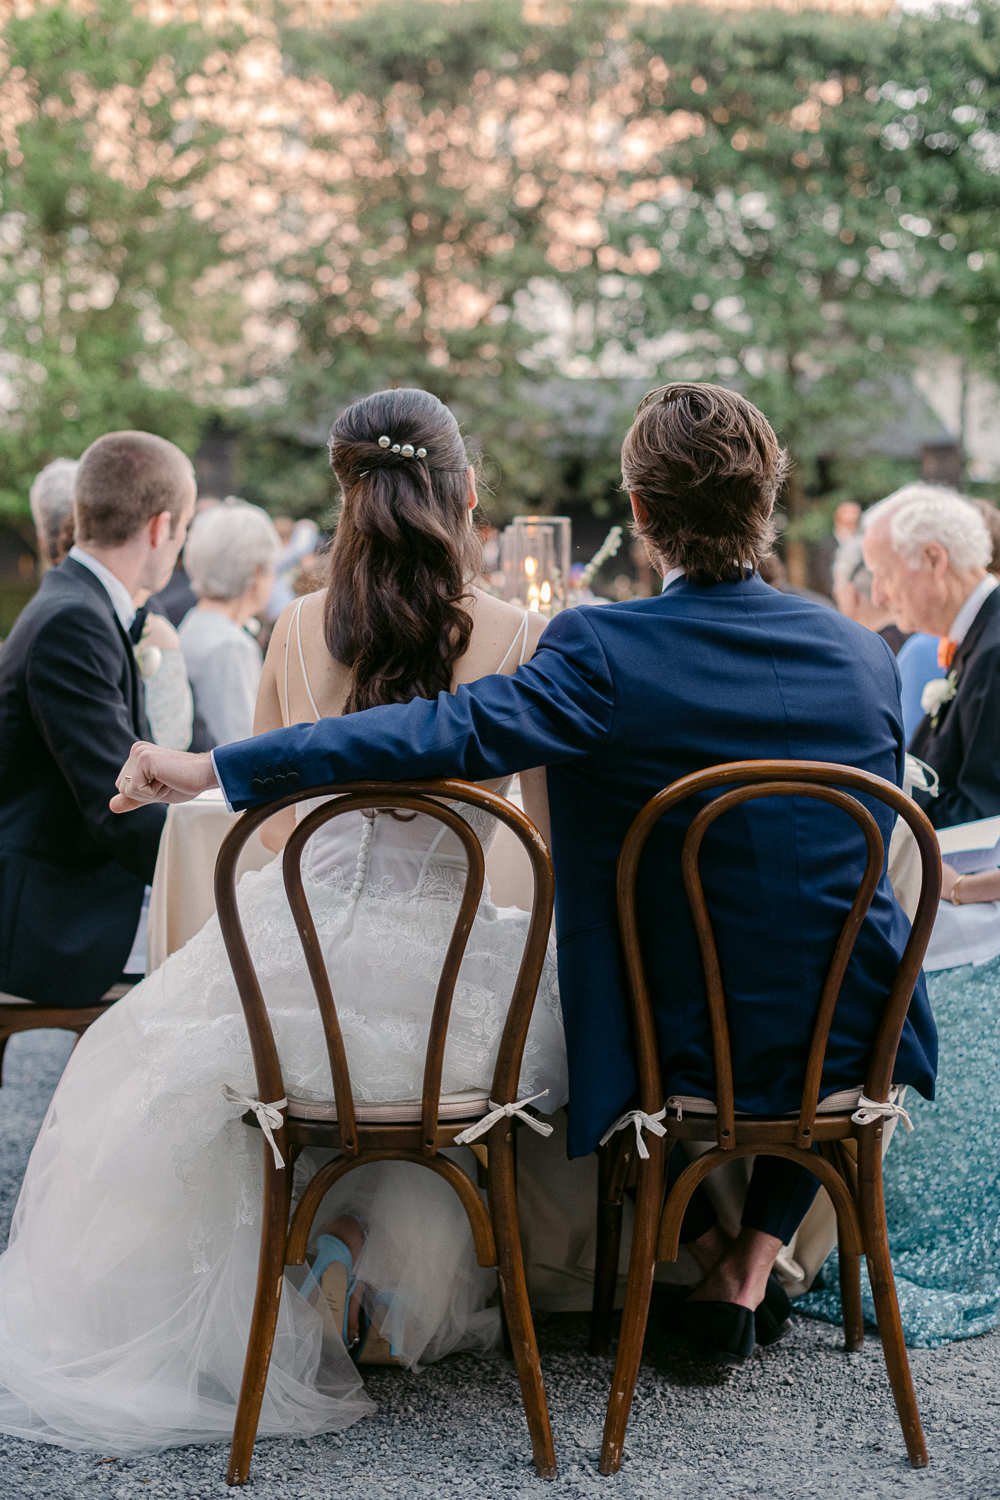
511,516,571,607
501,522,556,612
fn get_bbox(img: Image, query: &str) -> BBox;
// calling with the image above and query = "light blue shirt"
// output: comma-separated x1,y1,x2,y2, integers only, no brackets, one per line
897,633,944,744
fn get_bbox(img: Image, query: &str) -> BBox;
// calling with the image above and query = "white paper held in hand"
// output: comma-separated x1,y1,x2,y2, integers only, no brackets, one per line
937,814,1000,875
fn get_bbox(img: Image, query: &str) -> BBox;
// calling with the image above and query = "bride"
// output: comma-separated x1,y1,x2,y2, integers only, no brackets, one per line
0,389,567,1452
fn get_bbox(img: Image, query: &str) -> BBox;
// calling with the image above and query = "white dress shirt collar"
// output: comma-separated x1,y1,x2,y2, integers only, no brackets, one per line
947,573,998,648
660,567,685,592
68,546,136,633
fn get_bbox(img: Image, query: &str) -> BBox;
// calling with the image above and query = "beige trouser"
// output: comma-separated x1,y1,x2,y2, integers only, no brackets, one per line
516,1107,903,1309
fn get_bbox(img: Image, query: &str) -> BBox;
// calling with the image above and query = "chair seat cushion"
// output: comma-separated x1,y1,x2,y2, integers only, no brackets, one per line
664,1085,903,1120
287,1089,490,1124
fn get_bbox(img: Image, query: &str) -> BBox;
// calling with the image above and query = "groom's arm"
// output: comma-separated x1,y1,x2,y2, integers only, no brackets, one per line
214,607,616,810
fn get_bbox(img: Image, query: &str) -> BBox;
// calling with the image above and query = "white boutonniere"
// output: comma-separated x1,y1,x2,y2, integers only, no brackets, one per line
921,670,957,727
133,619,162,681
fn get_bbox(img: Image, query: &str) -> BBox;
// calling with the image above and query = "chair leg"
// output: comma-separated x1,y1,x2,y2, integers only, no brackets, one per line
828,1142,864,1353
599,1133,664,1476
856,1127,929,1470
488,1121,557,1481
589,1141,625,1356
838,1247,865,1353
227,1142,291,1486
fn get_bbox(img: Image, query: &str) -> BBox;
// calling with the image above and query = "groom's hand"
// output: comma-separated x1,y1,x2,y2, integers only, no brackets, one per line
111,743,218,812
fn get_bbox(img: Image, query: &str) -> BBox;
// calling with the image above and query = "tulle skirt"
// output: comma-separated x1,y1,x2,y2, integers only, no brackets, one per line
0,847,566,1451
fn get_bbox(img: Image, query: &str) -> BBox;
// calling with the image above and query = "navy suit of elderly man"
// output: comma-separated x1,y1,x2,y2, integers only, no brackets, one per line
115,383,936,1363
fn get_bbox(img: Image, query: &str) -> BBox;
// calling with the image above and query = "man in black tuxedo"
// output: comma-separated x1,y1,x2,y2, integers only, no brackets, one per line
0,432,196,1005
864,483,1000,828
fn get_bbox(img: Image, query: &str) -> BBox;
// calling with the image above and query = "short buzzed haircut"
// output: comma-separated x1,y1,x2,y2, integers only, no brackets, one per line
29,458,78,565
621,383,789,584
74,431,195,548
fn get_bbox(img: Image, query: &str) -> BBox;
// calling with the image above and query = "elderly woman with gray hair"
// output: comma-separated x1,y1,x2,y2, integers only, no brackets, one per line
179,500,281,745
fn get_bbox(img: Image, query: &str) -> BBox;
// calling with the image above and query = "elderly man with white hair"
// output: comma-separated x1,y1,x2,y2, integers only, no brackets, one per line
863,482,999,828
178,499,282,746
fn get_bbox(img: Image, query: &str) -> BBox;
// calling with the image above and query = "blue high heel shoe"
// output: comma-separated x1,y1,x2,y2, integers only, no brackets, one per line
301,1233,369,1362
302,1234,404,1366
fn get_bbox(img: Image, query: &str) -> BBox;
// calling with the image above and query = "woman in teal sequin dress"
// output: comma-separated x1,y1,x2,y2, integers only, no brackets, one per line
801,860,1000,1348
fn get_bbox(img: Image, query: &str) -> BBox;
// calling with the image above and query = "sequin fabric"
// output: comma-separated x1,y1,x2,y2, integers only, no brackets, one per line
799,952,1000,1348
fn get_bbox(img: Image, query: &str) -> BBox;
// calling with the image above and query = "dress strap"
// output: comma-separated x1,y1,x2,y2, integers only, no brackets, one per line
495,610,530,675
294,596,322,723
281,598,303,728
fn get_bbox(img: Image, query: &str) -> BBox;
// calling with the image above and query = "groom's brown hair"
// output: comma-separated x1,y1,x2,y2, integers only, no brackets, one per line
74,431,195,548
621,383,788,584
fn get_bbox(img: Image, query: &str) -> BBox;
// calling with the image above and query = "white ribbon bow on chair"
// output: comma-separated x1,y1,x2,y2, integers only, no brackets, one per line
454,1090,553,1146
599,1107,668,1161
851,1093,914,1134
222,1085,288,1168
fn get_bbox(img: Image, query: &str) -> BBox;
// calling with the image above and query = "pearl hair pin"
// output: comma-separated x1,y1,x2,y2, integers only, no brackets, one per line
376,435,428,459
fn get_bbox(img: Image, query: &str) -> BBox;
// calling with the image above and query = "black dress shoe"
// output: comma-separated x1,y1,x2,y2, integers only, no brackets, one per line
755,1274,794,1348
679,1299,756,1366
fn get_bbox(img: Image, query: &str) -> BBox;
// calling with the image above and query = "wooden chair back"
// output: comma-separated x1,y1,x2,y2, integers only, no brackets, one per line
597,758,941,1478
214,778,554,1153
617,759,941,1149
213,778,559,1487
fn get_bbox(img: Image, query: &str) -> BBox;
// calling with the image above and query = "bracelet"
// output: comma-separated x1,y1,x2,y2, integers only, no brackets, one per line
951,875,967,906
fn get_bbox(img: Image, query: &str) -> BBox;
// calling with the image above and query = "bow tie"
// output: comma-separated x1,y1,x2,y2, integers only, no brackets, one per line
128,606,149,645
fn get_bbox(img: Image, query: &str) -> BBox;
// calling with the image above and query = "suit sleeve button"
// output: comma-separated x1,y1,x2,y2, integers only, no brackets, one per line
250,779,264,795
262,777,276,794
273,774,286,790
285,771,301,788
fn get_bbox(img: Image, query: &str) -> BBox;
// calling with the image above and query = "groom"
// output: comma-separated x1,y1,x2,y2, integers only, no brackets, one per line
113,384,936,1317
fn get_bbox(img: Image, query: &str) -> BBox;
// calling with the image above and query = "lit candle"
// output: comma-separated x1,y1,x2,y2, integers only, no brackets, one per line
540,580,551,605
527,583,540,611
524,556,537,578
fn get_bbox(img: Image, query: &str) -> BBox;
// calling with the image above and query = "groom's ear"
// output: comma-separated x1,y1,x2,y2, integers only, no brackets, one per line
629,492,648,528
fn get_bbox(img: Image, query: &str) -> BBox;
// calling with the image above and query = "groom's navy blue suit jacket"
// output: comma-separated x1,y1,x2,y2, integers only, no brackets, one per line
215,574,937,1158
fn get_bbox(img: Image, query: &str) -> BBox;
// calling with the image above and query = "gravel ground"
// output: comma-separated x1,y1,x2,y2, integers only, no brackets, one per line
0,1030,997,1500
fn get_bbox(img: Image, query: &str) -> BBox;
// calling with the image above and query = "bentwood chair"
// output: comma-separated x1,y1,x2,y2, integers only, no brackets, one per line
592,761,940,1476
214,779,558,1487
0,982,131,1083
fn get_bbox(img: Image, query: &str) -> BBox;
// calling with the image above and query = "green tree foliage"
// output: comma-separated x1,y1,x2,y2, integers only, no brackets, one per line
579,5,1000,531
2,0,1000,539
0,0,242,513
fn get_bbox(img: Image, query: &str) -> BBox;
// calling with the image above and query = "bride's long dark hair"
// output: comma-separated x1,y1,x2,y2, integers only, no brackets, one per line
325,389,482,714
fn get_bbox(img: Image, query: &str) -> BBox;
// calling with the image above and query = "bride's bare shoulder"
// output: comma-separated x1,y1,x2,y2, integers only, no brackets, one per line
267,588,327,639
461,587,548,677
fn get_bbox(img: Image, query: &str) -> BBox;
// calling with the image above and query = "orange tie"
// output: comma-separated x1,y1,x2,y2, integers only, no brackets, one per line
938,637,956,670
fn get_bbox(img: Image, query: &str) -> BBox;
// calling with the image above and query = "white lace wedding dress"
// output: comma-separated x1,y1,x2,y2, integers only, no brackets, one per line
0,785,567,1453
